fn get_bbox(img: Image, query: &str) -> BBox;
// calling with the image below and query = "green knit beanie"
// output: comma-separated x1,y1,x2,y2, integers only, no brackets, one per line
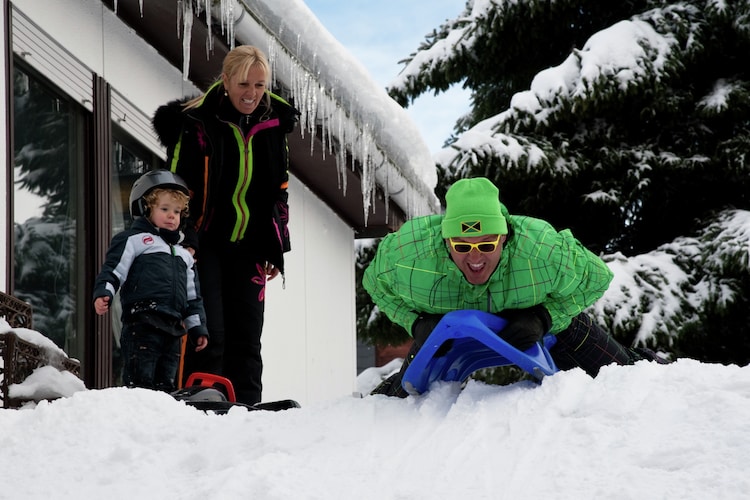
441,178,508,238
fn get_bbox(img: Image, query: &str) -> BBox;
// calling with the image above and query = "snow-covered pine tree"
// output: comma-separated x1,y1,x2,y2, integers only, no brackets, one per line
359,0,750,364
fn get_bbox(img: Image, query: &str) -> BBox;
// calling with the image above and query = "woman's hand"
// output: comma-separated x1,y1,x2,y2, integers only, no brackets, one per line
265,262,280,281
194,335,208,352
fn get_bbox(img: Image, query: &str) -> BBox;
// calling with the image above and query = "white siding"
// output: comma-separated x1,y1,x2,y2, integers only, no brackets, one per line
11,3,94,111
263,177,357,405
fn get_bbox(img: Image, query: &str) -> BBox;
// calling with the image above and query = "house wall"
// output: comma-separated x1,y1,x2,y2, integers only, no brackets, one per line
4,0,356,406
263,177,357,404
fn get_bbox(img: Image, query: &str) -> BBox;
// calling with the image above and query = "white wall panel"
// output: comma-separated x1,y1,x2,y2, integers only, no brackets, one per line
263,176,357,406
11,5,94,111
13,0,104,75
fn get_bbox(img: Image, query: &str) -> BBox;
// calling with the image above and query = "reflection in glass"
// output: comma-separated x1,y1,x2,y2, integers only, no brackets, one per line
12,65,82,355
112,133,152,232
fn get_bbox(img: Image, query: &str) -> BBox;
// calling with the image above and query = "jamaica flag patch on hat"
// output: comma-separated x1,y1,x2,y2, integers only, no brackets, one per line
461,221,482,234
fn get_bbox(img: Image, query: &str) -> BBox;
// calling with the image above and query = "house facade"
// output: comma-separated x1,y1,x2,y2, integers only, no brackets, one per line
1,0,438,405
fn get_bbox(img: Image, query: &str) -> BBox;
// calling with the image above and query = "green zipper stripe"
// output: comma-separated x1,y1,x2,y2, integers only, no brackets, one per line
230,127,252,241
236,136,254,240
170,134,183,172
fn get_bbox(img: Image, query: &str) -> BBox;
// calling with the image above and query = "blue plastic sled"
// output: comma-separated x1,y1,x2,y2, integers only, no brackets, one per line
401,310,559,395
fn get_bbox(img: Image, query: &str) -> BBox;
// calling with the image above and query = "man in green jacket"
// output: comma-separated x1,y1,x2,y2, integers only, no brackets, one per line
363,177,663,397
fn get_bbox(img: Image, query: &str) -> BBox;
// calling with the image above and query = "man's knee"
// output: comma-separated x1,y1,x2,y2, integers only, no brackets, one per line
551,313,634,376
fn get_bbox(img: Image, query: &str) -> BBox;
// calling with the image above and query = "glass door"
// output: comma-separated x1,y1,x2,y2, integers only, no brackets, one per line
12,64,85,359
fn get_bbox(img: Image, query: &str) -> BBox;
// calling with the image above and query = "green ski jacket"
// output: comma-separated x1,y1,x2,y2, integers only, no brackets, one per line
363,212,613,336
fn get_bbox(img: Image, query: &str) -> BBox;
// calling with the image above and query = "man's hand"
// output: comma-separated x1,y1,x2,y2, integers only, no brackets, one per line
497,305,552,351
411,313,444,345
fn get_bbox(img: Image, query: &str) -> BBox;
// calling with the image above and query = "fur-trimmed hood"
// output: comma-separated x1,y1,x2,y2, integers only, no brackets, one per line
152,97,190,149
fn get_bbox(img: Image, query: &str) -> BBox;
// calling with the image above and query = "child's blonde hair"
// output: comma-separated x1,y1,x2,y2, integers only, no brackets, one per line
144,188,190,217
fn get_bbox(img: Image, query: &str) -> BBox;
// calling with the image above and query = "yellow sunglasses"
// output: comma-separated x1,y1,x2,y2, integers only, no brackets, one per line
448,235,502,254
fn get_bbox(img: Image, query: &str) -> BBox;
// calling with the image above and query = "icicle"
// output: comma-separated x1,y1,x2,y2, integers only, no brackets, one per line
207,0,237,51
228,2,235,49
180,1,193,81
219,0,236,49
320,85,330,160
173,0,241,82
217,0,228,38
204,0,212,58
176,0,182,38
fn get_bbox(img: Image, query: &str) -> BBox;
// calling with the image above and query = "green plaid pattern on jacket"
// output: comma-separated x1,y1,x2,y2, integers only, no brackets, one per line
363,213,613,335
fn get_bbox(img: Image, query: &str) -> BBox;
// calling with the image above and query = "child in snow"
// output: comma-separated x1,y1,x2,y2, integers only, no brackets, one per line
93,169,208,392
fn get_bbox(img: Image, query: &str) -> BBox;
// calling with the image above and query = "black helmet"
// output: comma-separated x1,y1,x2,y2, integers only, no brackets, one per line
129,169,189,218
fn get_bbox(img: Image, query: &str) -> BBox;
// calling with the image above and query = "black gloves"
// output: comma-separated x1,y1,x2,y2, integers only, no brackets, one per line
411,313,444,345
497,305,552,351
411,308,550,352
370,313,445,399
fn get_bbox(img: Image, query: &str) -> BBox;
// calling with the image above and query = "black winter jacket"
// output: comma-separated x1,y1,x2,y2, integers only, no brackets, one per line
93,217,208,339
151,82,299,274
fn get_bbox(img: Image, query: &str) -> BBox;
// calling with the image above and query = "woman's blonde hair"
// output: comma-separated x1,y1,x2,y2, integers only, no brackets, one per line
183,45,272,112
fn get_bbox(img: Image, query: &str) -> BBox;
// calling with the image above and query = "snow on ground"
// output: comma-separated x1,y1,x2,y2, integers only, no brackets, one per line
1,342,749,499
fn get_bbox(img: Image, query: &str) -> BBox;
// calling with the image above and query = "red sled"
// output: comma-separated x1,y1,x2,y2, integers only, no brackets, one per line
172,372,300,413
